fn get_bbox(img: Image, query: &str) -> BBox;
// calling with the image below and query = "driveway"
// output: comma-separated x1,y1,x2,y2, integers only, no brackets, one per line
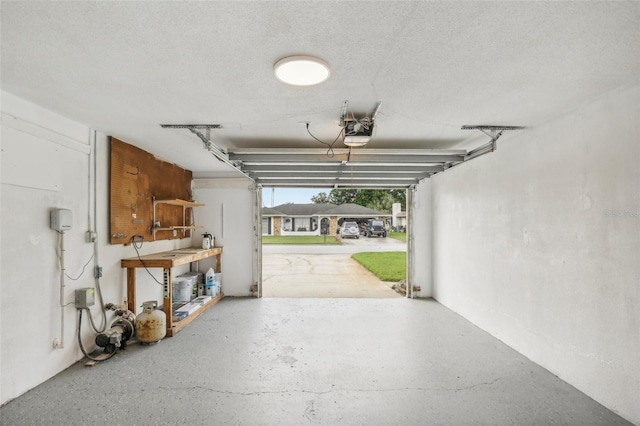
261,236,406,298
262,234,406,255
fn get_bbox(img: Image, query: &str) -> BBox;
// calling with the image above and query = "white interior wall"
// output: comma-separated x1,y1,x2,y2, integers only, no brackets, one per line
192,179,255,297
411,182,433,297
420,85,639,424
2,85,637,421
0,92,193,405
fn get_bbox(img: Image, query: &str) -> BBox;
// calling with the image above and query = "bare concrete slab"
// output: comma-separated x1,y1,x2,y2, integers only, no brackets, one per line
0,298,631,425
262,253,402,298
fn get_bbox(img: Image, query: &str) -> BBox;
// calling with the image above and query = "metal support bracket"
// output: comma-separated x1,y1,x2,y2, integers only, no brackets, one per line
187,128,229,158
160,124,254,182
461,125,527,147
161,124,229,158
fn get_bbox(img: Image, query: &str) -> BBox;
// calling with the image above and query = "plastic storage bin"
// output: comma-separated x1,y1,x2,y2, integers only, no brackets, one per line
172,277,192,302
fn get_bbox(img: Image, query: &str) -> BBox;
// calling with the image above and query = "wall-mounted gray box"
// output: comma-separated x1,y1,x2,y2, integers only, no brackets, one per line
75,288,95,308
50,208,72,232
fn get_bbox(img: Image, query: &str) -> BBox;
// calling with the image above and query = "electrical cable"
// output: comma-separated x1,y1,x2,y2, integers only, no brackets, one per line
305,123,345,158
63,252,94,281
131,235,164,286
89,260,107,333
86,307,104,334
344,108,373,136
88,129,107,333
77,309,116,362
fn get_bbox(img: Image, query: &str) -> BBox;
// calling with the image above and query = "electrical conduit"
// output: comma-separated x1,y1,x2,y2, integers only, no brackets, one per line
54,231,66,349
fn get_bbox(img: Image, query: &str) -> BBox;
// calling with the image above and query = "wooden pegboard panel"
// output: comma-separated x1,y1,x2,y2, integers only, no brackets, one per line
110,138,195,245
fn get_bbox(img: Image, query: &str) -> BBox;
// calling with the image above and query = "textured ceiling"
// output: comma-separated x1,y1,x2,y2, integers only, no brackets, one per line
2,1,638,181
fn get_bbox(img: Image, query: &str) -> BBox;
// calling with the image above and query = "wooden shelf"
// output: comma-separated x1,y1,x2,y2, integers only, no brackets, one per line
155,199,205,207
122,247,223,337
153,225,204,231
169,292,224,336
152,199,205,240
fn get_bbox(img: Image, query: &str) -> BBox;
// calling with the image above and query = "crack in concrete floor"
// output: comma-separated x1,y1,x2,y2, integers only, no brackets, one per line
158,378,505,396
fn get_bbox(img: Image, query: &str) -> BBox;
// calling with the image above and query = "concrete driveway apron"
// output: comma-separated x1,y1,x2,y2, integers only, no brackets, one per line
262,237,405,298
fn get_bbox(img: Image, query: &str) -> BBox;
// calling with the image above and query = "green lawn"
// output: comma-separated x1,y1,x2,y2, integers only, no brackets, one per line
388,232,406,242
262,235,340,244
351,251,406,281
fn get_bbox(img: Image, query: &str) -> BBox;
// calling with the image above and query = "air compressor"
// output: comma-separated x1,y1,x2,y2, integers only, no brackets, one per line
94,310,136,354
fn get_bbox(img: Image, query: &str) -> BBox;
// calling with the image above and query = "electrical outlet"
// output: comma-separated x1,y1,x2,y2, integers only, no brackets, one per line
94,266,103,278
86,231,97,243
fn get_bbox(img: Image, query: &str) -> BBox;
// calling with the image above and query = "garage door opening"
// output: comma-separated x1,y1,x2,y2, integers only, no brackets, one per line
258,188,410,298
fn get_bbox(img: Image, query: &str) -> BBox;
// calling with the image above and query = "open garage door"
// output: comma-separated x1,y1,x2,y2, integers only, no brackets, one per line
231,147,470,189
223,132,518,299
166,126,518,299
232,145,474,300
254,186,416,299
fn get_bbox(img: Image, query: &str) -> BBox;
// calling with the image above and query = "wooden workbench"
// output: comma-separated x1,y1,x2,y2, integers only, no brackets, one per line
121,247,223,336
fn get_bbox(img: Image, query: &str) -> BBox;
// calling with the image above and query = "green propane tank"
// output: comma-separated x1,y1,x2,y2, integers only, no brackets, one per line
135,300,166,344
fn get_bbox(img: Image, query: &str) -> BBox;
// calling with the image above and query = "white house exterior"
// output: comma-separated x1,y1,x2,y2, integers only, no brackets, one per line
392,202,407,231
263,203,391,236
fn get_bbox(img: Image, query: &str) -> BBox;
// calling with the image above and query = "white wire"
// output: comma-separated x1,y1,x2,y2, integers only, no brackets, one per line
63,253,95,281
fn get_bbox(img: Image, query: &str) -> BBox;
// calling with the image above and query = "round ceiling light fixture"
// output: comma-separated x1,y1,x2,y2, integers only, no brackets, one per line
274,55,330,86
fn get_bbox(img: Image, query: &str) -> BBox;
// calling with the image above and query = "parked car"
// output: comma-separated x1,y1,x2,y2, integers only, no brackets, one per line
339,221,360,239
365,219,387,238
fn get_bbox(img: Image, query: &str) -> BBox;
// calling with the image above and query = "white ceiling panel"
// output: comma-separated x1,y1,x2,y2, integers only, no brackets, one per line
1,1,638,184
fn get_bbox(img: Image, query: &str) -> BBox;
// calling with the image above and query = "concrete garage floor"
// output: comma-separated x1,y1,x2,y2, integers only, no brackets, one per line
0,298,631,426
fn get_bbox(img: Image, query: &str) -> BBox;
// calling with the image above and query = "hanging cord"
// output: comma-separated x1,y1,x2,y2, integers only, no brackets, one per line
350,153,355,191
77,309,116,362
306,123,345,158
131,235,164,286
62,252,94,281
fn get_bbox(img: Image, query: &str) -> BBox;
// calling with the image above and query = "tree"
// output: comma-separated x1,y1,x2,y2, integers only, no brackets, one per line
313,189,405,212
310,192,330,204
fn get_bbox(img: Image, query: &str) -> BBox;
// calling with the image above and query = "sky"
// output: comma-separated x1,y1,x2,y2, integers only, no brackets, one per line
264,188,325,207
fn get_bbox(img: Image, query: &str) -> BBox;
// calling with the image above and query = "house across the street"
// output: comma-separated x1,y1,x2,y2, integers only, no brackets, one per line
391,202,407,232
262,203,391,236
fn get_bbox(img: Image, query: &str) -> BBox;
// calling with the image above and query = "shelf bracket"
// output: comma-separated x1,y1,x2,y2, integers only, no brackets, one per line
152,199,205,240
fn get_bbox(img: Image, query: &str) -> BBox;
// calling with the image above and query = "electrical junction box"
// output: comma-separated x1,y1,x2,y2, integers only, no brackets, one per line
75,288,95,308
343,117,374,138
50,208,72,232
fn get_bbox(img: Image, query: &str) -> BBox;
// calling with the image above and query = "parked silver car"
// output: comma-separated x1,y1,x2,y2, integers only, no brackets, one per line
339,221,360,239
